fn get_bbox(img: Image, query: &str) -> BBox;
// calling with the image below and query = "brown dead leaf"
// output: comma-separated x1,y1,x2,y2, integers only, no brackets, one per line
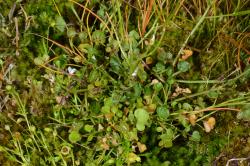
104,113,114,121
203,117,216,132
172,92,178,97
147,103,156,113
101,137,110,150
151,79,159,85
172,86,192,97
175,86,192,94
55,96,67,105
189,114,197,126
181,49,193,60
0,73,3,81
146,57,153,64
137,142,147,153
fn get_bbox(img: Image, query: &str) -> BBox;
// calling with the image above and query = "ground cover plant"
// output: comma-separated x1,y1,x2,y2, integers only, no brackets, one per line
0,0,250,165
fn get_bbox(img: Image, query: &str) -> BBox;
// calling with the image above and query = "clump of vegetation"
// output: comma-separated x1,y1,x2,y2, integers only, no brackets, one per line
0,0,250,165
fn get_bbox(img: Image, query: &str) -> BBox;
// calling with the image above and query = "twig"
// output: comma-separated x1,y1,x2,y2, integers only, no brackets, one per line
226,157,250,166
13,17,19,56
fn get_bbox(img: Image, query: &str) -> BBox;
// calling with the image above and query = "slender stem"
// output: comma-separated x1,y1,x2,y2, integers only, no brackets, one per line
176,79,224,84
170,107,240,116
190,107,240,114
173,86,223,102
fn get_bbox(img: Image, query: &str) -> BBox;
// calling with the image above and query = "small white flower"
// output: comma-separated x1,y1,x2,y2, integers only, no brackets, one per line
132,67,138,77
67,67,77,75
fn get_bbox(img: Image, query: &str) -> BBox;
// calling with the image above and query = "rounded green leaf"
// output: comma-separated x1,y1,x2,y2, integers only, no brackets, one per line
137,68,148,82
167,77,175,85
84,125,94,133
182,103,192,111
101,105,110,114
207,91,219,99
166,67,173,76
34,57,44,65
67,27,77,38
78,31,88,42
159,129,174,148
237,104,250,120
69,130,81,143
129,30,140,40
136,123,145,131
177,61,190,72
163,140,172,148
92,30,106,45
55,15,66,32
134,108,149,123
134,108,149,131
190,131,201,142
156,127,163,132
156,106,169,120
165,129,174,139
153,82,163,92
153,62,165,74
